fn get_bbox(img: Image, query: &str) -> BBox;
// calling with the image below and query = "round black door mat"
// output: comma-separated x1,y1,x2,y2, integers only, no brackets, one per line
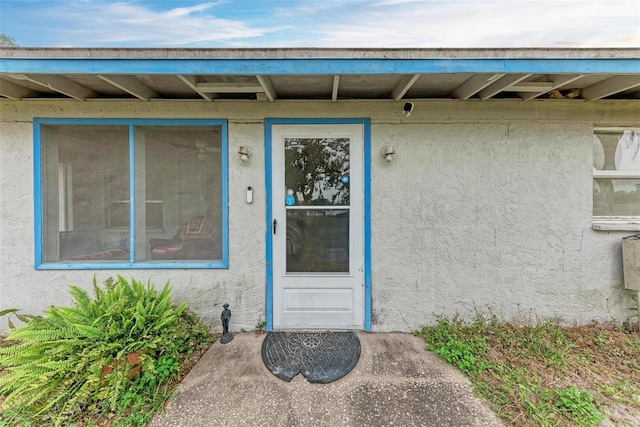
261,331,361,384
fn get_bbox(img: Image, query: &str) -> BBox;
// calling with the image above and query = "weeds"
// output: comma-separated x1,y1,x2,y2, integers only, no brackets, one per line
416,317,640,426
553,386,604,426
254,320,267,333
419,317,487,376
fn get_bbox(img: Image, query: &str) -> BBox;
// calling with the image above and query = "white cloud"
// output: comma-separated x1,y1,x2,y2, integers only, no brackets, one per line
37,1,280,46
3,0,639,47
166,2,219,17
371,0,425,5
306,0,640,47
271,1,349,20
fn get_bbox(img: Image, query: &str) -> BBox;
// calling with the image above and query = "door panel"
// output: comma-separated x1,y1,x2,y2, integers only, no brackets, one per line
271,124,364,330
283,288,354,311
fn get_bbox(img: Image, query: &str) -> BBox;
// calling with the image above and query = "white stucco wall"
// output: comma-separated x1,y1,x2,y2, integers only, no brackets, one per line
1,100,639,332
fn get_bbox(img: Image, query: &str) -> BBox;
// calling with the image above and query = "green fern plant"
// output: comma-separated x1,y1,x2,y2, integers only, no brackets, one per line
0,276,211,426
0,308,35,329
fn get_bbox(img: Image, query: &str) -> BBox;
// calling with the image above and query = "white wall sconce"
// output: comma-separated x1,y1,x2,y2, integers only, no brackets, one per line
238,146,252,162
380,146,395,162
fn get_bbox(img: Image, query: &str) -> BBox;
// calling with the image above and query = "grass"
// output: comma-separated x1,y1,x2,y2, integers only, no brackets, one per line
416,316,640,427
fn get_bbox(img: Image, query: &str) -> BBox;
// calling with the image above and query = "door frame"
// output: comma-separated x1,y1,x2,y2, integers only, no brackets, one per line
265,118,371,332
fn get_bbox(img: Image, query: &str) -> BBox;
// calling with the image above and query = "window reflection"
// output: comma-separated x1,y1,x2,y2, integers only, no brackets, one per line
286,209,349,273
284,137,350,206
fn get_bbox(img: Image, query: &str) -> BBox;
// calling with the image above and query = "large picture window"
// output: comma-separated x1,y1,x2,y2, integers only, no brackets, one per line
593,128,640,229
35,119,228,268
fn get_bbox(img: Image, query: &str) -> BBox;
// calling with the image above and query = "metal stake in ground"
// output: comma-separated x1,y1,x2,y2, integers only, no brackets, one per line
220,303,233,344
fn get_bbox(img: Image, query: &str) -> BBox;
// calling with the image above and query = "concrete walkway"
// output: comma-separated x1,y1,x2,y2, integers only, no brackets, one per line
149,332,503,427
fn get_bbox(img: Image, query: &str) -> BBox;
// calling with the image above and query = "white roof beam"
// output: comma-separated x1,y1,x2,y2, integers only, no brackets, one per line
391,74,420,101
478,74,531,100
582,76,640,100
177,75,213,101
332,75,340,102
0,78,37,100
97,75,158,101
503,81,555,92
256,75,277,102
519,75,585,101
16,74,96,100
450,74,505,100
195,82,264,93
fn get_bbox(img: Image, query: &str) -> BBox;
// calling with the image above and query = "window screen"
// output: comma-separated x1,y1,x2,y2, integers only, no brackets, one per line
37,120,227,268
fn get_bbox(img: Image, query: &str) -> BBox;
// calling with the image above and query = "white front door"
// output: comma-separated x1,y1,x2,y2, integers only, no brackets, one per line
271,124,365,330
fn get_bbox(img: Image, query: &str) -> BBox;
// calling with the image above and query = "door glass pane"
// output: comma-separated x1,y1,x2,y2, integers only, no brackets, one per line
284,137,350,206
286,209,349,273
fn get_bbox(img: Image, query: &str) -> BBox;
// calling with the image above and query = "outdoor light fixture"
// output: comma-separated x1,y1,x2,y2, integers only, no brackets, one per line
380,146,395,162
238,146,252,162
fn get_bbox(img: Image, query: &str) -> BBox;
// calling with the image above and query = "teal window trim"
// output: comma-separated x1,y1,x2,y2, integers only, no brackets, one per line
33,118,229,270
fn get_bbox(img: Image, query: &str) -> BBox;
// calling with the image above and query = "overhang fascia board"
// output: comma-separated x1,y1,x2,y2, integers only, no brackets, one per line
1,58,639,76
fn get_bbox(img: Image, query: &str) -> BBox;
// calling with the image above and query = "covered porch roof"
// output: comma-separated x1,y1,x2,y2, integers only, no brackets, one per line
1,48,639,102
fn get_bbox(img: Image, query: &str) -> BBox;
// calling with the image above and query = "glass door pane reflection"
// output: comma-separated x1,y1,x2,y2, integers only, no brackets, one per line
286,209,349,273
284,137,350,206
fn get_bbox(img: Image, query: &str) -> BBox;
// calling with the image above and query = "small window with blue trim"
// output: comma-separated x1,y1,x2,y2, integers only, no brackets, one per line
35,119,228,268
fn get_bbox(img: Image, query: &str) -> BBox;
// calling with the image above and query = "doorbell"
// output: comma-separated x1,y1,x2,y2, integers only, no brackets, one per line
247,186,253,204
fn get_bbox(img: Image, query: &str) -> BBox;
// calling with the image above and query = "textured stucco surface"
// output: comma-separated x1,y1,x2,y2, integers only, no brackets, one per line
1,100,639,332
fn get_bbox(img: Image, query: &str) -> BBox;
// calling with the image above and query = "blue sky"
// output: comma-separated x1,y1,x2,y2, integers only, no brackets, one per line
0,0,638,48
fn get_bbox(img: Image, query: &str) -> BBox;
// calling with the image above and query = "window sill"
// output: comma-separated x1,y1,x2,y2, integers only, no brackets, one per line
592,220,640,231
36,260,228,270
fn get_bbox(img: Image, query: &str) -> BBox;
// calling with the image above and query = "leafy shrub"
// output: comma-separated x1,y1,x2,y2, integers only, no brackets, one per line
0,276,213,426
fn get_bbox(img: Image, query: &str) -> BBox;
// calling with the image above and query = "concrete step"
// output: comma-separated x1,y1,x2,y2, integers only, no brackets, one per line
149,332,503,427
